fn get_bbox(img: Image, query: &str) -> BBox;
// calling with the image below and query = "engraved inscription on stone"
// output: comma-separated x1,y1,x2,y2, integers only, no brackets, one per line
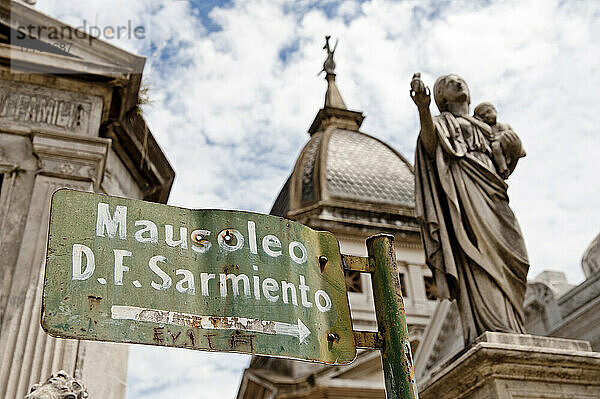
0,80,102,136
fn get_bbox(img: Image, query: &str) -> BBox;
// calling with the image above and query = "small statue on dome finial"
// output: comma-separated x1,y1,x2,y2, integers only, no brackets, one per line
320,35,338,75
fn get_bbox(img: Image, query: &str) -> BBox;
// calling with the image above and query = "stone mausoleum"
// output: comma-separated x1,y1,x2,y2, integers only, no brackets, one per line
0,2,174,398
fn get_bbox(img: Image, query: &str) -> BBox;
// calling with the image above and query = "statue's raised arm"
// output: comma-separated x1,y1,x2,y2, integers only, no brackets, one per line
410,73,436,156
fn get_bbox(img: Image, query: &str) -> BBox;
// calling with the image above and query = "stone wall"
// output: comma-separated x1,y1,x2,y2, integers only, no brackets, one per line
0,70,123,399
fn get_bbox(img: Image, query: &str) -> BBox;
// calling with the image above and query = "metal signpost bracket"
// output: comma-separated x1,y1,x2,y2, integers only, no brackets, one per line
342,234,419,399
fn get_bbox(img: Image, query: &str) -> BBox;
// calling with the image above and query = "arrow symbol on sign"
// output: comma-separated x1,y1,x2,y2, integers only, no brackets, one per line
111,305,311,343
273,318,311,344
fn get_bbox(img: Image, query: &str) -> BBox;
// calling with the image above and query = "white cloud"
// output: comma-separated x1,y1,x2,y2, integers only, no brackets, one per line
32,0,600,397
126,345,248,398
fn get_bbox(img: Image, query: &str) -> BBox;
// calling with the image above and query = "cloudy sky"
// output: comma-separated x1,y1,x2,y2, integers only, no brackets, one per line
29,0,600,397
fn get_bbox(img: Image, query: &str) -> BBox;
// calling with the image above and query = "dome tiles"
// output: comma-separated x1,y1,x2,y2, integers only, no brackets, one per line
291,128,415,212
326,129,414,207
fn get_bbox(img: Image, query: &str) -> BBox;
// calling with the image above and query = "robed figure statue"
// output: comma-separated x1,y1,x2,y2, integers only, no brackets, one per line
410,73,530,345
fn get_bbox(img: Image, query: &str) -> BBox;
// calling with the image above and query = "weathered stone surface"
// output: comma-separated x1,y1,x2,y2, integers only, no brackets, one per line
25,370,88,399
419,332,600,399
551,270,600,351
414,299,463,382
31,132,110,190
524,282,562,336
0,79,103,136
474,331,591,350
582,233,600,279
0,2,174,399
76,341,127,399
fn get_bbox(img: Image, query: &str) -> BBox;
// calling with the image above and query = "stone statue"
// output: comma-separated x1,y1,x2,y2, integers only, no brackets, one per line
320,35,338,75
25,370,88,399
410,73,530,345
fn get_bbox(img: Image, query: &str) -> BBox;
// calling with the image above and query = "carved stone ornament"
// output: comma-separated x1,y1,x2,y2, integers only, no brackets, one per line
581,232,600,278
0,80,102,136
31,132,110,191
25,370,88,399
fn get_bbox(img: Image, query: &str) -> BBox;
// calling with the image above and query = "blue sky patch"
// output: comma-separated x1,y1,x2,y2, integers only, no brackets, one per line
189,0,232,33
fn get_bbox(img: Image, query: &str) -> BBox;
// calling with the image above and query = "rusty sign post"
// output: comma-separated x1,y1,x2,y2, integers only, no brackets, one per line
368,235,418,399
43,189,356,364
343,234,418,399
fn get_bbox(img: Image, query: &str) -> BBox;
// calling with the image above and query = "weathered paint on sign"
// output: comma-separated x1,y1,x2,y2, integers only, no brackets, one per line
42,189,356,364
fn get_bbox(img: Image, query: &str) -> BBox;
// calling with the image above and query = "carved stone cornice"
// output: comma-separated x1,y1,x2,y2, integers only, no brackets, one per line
0,79,103,137
31,131,110,190
308,107,365,135
419,333,600,399
287,201,421,248
101,110,175,203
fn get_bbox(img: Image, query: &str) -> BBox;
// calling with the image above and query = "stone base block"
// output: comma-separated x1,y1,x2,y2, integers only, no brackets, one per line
419,332,600,399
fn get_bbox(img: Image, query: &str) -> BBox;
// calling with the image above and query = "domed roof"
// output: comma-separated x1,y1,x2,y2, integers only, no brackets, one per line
270,49,416,225
281,128,415,215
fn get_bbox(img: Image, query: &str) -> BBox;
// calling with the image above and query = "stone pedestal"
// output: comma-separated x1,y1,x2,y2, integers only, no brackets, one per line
419,332,600,399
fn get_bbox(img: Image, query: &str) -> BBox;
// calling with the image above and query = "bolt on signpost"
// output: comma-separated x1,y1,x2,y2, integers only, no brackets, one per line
42,190,417,398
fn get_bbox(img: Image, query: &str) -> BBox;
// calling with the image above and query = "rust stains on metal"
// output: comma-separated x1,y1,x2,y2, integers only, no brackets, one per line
327,332,339,342
341,255,374,273
353,330,382,349
367,234,418,398
191,230,206,244
222,264,240,274
229,330,255,351
209,316,221,328
44,190,355,364
220,229,234,245
87,295,102,310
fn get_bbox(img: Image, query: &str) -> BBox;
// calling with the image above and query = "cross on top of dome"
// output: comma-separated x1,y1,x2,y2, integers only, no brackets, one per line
308,36,364,134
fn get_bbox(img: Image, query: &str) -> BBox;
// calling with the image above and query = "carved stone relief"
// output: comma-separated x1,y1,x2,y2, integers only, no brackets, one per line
0,80,102,136
25,370,88,399
32,133,110,190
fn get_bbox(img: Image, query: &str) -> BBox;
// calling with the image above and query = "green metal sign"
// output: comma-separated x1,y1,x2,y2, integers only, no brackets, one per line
43,189,355,364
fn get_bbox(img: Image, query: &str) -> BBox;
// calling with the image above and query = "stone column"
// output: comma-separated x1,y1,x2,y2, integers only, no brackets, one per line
0,132,109,399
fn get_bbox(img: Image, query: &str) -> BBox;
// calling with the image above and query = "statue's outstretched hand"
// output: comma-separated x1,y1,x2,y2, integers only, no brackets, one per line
410,73,431,110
